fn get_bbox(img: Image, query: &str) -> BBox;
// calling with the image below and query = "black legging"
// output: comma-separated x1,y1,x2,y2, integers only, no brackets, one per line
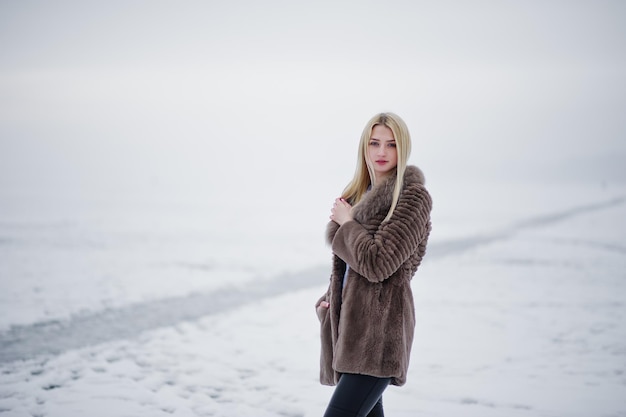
323,373,392,417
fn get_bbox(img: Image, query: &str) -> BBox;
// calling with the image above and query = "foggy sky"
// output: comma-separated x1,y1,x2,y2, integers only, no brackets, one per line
1,0,625,199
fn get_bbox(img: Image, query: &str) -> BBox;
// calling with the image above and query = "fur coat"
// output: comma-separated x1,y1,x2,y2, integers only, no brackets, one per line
316,165,432,386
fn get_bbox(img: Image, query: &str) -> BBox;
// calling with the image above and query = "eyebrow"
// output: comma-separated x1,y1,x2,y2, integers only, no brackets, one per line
370,138,396,142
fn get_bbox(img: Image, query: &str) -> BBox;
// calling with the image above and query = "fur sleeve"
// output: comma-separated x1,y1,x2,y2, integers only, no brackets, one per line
325,220,340,245
330,184,432,282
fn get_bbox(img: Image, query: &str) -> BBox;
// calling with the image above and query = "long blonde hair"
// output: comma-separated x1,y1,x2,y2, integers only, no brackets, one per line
342,112,412,222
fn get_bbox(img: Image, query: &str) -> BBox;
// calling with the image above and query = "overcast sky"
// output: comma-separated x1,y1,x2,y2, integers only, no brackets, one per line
1,0,625,202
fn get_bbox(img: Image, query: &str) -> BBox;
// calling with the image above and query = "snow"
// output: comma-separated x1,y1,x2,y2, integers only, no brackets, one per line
1,0,625,414
1,180,625,416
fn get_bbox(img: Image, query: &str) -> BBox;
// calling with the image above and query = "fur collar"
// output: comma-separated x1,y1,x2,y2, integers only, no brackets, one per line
326,165,426,244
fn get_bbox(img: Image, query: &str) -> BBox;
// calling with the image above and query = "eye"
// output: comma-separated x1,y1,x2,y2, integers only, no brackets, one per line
369,141,379,147
388,143,397,148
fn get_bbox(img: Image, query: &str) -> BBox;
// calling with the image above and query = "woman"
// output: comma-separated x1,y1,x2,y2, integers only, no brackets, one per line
315,112,432,417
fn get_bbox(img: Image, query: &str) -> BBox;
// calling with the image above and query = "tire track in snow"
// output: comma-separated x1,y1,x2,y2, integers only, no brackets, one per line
1,195,624,364
0,266,328,364
425,195,626,259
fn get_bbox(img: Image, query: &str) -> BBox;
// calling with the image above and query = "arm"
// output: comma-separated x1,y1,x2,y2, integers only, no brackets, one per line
331,186,431,282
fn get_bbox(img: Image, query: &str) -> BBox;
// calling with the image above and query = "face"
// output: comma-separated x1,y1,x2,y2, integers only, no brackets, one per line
367,124,398,181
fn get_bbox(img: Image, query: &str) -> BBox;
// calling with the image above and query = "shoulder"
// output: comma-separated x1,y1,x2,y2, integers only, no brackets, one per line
403,165,426,187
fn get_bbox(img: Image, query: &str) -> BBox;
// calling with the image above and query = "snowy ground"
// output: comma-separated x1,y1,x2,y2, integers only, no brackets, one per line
1,180,625,416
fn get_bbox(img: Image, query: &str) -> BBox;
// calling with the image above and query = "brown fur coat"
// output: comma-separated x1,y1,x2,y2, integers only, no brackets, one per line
316,165,432,386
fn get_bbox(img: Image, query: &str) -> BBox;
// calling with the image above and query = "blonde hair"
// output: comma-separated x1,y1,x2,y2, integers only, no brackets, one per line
342,112,412,222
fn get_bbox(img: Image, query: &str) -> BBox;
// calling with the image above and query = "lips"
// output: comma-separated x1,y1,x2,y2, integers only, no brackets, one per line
375,160,388,165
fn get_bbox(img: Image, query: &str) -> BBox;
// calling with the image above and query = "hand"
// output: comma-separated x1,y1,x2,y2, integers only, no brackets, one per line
316,300,330,321
330,198,353,225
